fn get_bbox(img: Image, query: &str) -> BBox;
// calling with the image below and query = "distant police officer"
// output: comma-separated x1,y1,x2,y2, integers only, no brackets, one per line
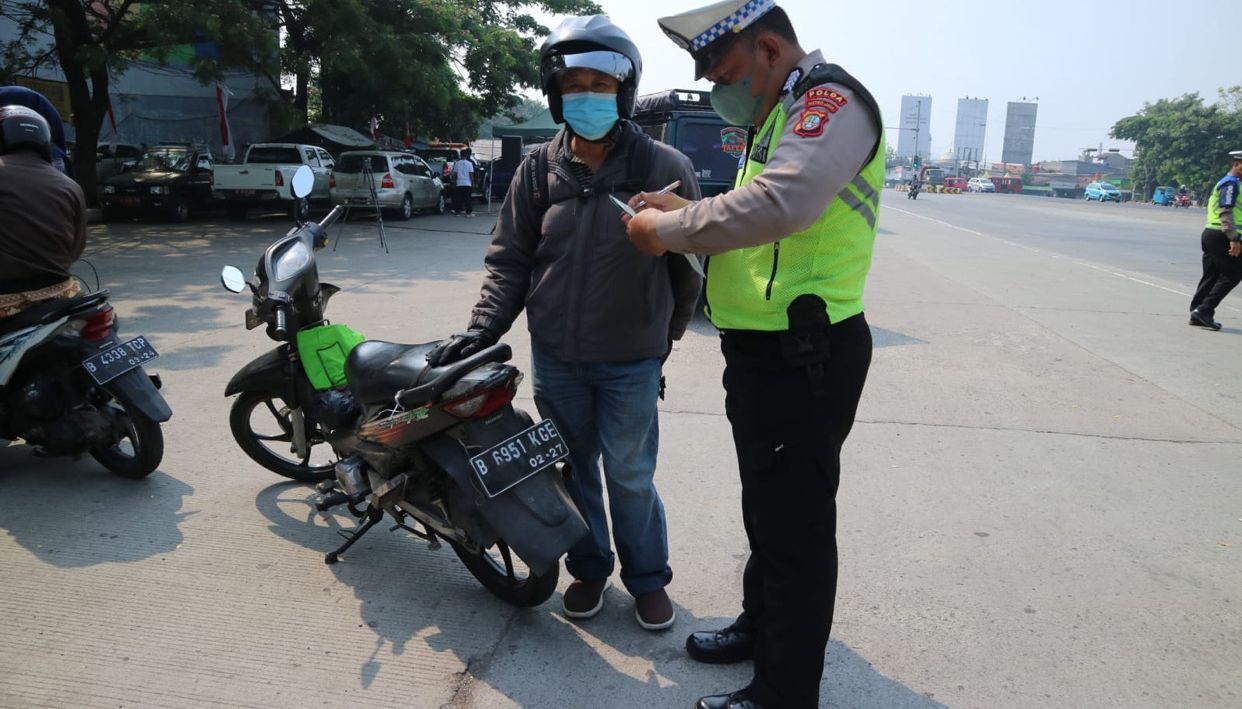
625,1,884,707
1189,150,1242,330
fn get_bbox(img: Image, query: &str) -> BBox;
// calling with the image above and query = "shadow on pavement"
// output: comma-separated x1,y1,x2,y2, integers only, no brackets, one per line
0,445,192,567
253,480,942,707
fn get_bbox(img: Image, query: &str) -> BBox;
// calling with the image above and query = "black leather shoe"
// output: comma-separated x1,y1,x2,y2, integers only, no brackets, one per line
696,691,766,709
686,624,755,664
1190,310,1222,330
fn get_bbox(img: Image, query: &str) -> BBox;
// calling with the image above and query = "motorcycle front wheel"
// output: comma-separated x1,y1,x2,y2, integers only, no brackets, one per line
229,390,336,482
449,539,559,608
90,397,164,478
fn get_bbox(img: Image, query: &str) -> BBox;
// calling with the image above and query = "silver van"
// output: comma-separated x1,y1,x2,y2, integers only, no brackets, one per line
330,151,446,219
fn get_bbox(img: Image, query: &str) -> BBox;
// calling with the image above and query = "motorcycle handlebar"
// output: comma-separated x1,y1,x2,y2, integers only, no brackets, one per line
320,205,344,230
272,306,289,340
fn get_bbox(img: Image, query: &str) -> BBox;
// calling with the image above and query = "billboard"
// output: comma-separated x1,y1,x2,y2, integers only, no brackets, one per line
897,95,931,159
1002,101,1038,166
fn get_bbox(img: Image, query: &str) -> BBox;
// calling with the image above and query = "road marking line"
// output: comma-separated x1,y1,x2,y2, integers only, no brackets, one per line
885,205,1232,308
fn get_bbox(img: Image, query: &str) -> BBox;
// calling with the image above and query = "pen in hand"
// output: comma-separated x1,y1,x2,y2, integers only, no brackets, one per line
635,179,682,210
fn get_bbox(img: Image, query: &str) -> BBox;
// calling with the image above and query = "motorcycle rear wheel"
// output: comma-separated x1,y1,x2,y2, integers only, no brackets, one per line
90,398,164,479
229,390,336,483
450,539,559,608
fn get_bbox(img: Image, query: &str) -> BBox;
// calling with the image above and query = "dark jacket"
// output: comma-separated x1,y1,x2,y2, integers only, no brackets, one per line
470,122,703,362
0,151,87,294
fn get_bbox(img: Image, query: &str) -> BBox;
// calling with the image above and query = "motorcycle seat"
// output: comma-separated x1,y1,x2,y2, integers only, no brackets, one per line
346,339,512,407
0,290,110,337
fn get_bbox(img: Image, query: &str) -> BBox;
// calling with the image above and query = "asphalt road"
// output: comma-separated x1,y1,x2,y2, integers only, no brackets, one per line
2,194,1239,709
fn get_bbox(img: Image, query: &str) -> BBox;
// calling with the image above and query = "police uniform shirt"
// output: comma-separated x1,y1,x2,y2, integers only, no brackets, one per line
653,49,879,254
1218,179,1238,212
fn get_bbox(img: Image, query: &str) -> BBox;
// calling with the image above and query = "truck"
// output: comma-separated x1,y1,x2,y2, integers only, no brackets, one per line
632,89,745,198
212,143,336,221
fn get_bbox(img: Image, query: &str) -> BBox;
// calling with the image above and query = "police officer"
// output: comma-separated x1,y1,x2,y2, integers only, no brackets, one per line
625,1,884,707
1189,150,1242,330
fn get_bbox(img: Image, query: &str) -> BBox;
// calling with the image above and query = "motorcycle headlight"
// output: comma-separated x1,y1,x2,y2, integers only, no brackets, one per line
272,240,311,281
149,185,166,195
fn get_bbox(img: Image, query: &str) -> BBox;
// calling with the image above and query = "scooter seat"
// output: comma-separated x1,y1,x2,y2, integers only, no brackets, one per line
0,290,110,337
346,340,437,405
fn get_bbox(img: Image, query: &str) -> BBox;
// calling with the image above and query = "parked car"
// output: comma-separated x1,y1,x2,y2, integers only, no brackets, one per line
101,144,215,222
1085,181,1122,202
329,151,446,219
415,143,490,202
967,177,996,193
212,143,335,220
96,142,145,182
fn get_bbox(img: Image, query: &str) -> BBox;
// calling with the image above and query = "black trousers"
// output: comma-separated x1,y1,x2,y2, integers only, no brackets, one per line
720,314,872,709
1191,229,1242,317
452,185,473,214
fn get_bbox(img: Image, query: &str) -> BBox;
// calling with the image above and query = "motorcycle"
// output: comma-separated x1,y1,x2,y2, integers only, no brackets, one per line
0,286,172,477
1175,193,1192,208
220,166,587,607
908,181,921,200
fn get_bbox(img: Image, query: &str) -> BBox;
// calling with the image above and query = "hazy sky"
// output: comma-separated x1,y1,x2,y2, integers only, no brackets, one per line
550,0,1225,163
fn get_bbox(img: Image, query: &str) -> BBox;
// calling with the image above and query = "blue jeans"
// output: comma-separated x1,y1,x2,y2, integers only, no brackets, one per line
530,343,671,597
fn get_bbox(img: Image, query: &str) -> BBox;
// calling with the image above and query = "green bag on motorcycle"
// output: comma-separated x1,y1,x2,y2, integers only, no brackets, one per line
296,323,366,390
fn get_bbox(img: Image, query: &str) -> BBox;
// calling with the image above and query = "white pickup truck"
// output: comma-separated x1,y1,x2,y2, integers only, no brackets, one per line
212,143,335,220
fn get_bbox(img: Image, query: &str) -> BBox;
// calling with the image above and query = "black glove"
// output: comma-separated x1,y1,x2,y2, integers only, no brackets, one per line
427,327,496,366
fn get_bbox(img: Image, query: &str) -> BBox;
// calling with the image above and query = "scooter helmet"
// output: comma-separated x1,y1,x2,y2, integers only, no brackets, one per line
0,104,53,163
539,15,643,125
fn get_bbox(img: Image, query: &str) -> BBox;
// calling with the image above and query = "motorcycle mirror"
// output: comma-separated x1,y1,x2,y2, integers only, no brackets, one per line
220,265,247,293
290,165,314,200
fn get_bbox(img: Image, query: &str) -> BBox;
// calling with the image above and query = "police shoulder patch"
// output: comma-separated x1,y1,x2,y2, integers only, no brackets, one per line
792,107,830,138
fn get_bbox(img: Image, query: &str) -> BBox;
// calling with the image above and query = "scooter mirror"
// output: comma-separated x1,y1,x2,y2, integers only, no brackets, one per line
220,265,247,293
290,165,315,200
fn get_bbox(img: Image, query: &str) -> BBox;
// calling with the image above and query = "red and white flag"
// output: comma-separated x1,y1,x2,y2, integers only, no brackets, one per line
370,115,379,141
403,120,413,149
216,82,234,161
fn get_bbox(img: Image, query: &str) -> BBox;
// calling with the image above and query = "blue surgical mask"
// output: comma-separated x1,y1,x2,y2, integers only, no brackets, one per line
562,92,619,141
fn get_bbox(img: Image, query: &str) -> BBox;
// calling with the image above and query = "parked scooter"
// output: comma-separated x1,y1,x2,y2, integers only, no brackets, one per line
0,287,172,477
220,166,587,607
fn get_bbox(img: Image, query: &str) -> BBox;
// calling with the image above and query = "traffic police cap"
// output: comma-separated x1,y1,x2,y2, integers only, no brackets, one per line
658,0,779,80
1230,150,1242,162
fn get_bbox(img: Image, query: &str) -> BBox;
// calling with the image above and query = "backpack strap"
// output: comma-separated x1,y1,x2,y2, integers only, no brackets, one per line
525,125,660,232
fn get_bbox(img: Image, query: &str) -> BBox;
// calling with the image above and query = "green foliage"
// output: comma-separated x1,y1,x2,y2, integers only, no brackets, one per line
1111,92,1242,200
302,0,599,141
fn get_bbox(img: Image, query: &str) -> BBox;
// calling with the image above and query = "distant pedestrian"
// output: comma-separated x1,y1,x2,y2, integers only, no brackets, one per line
450,149,475,216
1190,150,1242,330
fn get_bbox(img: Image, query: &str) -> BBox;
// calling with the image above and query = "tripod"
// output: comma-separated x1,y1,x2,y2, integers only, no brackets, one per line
334,157,389,253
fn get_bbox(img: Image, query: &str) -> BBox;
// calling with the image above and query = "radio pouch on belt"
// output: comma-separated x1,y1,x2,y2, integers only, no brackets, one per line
781,294,832,396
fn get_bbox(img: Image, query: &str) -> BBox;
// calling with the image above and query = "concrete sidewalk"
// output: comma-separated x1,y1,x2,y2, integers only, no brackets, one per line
2,200,1240,708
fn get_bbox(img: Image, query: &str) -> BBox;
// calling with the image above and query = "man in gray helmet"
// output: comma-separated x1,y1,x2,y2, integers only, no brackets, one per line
428,15,702,630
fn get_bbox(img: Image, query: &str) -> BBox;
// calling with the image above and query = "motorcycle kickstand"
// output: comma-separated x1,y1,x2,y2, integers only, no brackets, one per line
324,506,383,565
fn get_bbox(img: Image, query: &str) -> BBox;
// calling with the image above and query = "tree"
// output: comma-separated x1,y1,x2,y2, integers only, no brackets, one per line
0,0,276,204
1111,92,1242,201
294,0,597,141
